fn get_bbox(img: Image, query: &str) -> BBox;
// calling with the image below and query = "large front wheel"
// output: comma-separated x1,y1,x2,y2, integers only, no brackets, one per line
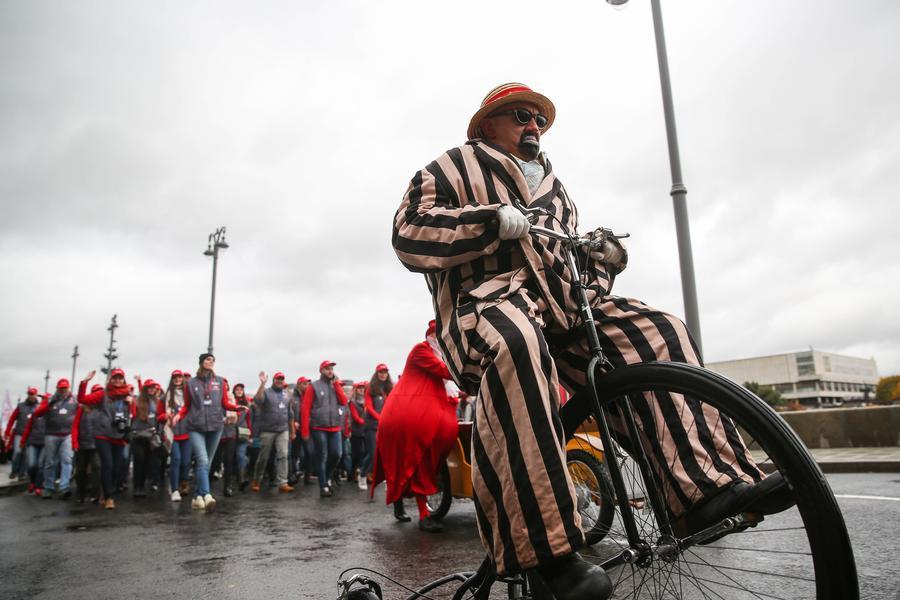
562,361,858,600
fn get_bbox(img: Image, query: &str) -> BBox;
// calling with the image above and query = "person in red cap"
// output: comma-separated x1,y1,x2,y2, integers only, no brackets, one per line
162,369,191,502
371,321,459,533
77,368,134,509
289,376,311,485
21,378,78,499
249,371,295,493
346,381,368,487
300,360,348,497
129,378,165,498
392,83,778,598
4,386,41,482
360,363,392,503
72,384,104,503
171,353,248,510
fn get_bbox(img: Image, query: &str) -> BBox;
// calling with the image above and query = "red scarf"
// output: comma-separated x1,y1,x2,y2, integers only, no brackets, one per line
106,383,130,398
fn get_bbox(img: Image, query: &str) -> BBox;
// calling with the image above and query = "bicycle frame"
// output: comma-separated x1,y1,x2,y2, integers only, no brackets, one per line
527,213,675,568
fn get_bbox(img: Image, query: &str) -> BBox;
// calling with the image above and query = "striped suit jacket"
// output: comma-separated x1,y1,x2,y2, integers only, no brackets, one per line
393,140,619,393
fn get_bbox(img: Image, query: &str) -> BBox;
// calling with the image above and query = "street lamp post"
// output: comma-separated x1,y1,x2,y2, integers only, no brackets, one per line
204,226,229,355
44,369,50,394
607,0,703,353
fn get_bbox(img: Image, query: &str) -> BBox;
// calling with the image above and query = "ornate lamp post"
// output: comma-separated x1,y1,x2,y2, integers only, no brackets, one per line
204,227,229,354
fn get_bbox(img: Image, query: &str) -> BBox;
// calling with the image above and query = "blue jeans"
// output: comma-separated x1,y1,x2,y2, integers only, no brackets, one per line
10,434,26,477
361,429,378,477
26,444,45,487
42,435,74,492
236,440,249,472
169,438,193,493
189,430,223,497
311,429,342,489
95,440,125,499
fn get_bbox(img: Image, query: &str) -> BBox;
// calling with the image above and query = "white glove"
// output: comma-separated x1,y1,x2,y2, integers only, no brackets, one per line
444,379,460,399
589,238,626,266
497,205,531,240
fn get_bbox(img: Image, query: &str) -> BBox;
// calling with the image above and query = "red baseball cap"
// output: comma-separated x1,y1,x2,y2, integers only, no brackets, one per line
171,369,183,377
110,368,125,378
90,384,104,393
56,378,70,389
144,379,159,389
376,363,389,372
27,387,38,395
353,381,366,388
296,376,310,384
273,372,285,380
319,360,336,370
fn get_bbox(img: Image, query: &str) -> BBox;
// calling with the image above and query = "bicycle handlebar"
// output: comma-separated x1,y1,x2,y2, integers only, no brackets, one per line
510,199,630,250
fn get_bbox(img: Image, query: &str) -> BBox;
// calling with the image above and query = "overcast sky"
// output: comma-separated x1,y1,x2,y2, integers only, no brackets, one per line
1,0,898,405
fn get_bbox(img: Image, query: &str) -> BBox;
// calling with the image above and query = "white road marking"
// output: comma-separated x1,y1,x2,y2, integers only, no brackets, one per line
834,494,900,502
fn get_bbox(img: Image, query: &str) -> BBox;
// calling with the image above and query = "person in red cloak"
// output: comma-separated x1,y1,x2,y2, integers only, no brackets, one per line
371,320,459,532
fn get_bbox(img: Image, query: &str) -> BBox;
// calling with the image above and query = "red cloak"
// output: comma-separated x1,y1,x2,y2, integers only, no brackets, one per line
371,341,459,504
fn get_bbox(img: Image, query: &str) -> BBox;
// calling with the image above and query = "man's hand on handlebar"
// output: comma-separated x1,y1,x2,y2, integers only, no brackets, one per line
497,205,531,240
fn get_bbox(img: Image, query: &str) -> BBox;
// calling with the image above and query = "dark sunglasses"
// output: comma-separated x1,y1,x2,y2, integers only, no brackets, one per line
492,108,548,129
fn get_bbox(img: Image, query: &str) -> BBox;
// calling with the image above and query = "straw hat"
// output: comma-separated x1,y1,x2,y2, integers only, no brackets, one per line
467,82,556,140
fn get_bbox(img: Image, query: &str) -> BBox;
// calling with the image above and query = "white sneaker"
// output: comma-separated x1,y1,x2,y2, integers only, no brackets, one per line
171,490,182,502
191,495,206,510
358,478,368,490
203,494,216,509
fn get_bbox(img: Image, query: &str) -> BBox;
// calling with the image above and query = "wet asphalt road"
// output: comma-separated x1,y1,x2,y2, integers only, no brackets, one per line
1,473,898,600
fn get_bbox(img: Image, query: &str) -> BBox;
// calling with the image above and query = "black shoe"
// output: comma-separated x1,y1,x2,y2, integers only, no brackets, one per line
134,488,146,499
42,491,54,500
393,501,412,522
60,490,72,500
304,475,313,485
672,473,794,543
320,486,333,498
418,516,443,533
527,553,612,600
224,487,234,497
239,480,249,492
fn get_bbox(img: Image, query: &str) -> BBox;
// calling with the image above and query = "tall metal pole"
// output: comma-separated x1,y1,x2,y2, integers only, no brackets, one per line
44,369,50,394
71,345,79,385
204,227,229,355
103,314,119,376
208,250,218,354
649,0,703,353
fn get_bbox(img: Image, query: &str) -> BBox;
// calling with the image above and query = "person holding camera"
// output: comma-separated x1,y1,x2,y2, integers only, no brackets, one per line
129,378,165,498
77,368,133,510
171,353,247,510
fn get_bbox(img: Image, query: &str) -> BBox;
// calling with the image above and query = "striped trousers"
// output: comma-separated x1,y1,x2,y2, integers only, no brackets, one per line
468,288,761,576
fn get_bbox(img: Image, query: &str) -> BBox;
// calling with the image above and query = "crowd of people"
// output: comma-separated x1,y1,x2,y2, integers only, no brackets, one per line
2,340,471,531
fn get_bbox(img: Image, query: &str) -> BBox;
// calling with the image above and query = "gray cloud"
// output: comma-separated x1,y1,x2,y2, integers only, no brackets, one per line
1,0,898,407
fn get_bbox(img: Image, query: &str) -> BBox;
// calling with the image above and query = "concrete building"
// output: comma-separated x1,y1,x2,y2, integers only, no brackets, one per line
707,349,879,408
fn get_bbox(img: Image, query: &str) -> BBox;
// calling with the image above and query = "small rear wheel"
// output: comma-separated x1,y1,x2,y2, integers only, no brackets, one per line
566,449,615,545
426,462,453,520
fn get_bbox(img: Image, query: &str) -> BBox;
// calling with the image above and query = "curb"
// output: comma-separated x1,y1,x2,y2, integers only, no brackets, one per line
817,461,900,474
0,480,27,498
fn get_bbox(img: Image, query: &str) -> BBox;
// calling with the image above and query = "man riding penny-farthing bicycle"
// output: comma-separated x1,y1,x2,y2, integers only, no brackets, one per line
324,83,858,600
